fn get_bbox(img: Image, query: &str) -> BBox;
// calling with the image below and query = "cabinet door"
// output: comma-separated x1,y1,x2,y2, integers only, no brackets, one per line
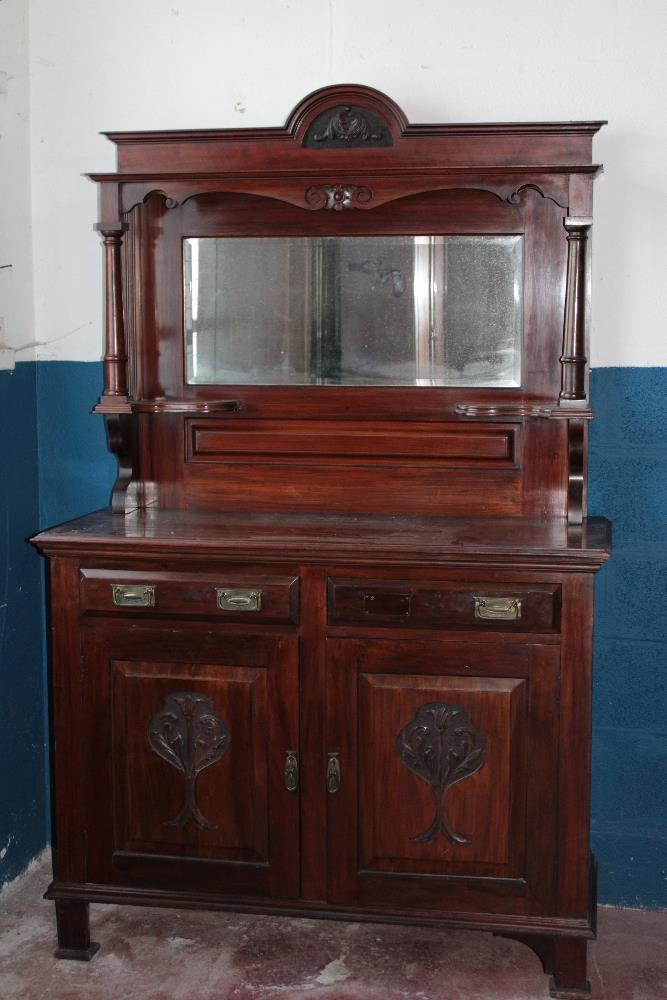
81,622,298,899
325,637,559,916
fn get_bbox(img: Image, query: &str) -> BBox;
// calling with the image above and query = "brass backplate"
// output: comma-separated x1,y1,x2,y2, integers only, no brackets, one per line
111,584,156,608
216,589,262,612
473,596,522,621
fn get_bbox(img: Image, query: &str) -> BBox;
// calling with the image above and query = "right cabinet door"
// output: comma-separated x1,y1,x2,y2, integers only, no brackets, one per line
325,637,560,916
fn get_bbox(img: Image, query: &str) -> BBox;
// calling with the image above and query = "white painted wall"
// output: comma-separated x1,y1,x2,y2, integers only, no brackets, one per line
0,0,33,369
15,0,667,366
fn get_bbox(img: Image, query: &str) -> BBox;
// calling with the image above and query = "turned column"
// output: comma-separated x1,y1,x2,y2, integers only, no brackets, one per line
93,220,131,413
560,217,592,402
92,207,140,510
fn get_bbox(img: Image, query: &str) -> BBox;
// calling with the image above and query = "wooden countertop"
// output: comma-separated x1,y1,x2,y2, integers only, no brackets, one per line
32,508,611,571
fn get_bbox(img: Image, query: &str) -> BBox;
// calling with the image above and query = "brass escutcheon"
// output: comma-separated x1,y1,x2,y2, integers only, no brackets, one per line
326,752,341,794
284,751,299,792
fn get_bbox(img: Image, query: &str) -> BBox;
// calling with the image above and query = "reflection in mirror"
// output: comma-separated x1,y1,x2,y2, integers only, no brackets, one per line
184,236,522,387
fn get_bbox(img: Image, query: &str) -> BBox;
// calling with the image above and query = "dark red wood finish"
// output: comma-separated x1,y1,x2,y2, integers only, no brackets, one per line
81,623,299,898
33,87,608,999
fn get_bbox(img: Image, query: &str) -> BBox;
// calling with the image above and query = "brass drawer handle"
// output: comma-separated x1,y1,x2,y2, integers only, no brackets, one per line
284,751,299,792
474,596,522,621
216,589,262,612
326,752,341,795
111,584,155,608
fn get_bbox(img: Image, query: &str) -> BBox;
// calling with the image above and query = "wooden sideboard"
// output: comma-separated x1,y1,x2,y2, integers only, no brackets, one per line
33,85,610,999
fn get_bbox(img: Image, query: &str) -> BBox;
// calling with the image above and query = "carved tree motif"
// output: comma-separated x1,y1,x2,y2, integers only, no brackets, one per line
148,692,231,830
396,702,486,845
305,184,373,211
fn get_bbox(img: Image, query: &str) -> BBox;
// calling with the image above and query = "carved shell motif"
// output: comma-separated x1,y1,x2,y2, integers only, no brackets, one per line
313,105,383,144
396,701,486,845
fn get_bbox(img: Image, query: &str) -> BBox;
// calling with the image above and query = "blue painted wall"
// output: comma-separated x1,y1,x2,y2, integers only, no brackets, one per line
0,362,114,888
589,369,667,908
0,364,48,884
36,362,116,529
1,361,665,907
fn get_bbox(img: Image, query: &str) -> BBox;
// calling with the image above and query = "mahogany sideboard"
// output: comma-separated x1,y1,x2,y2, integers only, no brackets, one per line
33,85,610,999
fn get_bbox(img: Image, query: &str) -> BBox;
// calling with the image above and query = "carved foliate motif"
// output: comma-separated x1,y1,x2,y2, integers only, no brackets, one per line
396,702,486,845
148,691,231,830
304,105,392,147
305,184,373,211
506,183,567,208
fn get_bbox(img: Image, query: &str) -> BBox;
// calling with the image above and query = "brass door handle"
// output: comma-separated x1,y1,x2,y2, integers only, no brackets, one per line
474,596,522,621
326,752,341,794
284,751,299,792
216,589,262,612
111,584,155,608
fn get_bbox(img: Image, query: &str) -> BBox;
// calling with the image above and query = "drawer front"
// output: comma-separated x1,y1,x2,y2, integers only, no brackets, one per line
328,578,560,632
80,569,299,623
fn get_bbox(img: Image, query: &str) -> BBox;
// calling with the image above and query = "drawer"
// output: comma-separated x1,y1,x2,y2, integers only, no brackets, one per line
328,578,560,632
80,569,299,623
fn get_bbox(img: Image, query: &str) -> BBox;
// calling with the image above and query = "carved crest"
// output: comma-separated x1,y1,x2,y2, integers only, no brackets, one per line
316,105,381,143
304,104,392,148
396,701,486,845
148,691,231,830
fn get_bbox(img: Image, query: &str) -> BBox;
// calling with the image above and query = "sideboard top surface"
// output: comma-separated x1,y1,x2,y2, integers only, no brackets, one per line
32,509,611,569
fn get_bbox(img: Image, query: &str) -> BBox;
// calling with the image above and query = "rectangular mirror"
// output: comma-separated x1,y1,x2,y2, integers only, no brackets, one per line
184,235,522,387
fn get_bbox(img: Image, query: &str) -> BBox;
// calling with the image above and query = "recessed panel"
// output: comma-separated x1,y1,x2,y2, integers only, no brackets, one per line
187,420,517,467
112,660,268,862
359,674,527,876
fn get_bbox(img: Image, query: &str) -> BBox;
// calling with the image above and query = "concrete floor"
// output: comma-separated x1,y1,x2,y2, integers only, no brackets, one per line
0,855,665,1000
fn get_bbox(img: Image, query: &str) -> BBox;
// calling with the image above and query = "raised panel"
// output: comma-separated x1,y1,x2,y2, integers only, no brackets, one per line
359,674,527,876
187,420,518,468
325,637,560,915
81,624,299,898
112,661,268,863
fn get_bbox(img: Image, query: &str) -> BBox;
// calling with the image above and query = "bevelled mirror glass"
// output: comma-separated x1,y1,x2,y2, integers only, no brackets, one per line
183,235,522,386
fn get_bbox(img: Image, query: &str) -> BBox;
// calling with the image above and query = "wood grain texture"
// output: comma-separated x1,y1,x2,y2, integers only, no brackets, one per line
93,223,130,414
187,420,518,467
325,637,559,916
183,462,523,516
102,176,574,517
99,83,603,176
37,86,608,998
80,623,299,899
79,567,299,623
328,578,560,632
34,508,611,569
48,559,88,885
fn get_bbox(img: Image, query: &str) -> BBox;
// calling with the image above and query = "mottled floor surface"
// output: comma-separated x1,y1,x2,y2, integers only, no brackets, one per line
0,856,665,1000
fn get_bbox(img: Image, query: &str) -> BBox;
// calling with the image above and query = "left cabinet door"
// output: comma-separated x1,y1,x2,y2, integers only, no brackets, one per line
79,621,299,900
